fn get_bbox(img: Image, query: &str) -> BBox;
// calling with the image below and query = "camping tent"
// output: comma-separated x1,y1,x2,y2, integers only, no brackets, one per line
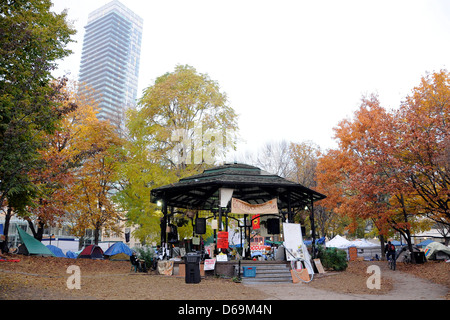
326,235,353,249
16,226,55,257
416,239,434,248
304,237,326,246
46,245,66,258
395,245,422,261
78,245,104,259
326,236,380,249
104,242,133,260
326,236,382,260
348,239,379,249
424,242,450,260
66,251,78,259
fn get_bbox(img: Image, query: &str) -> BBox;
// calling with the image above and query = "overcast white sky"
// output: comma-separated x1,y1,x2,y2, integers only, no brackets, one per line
51,0,450,158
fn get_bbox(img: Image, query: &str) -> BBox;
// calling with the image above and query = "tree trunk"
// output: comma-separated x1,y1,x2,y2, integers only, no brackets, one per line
379,234,385,260
25,218,45,241
399,194,416,264
1,206,13,254
94,223,100,245
78,236,84,250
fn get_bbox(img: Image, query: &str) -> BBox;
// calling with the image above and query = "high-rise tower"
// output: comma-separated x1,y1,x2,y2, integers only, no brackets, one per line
78,0,143,129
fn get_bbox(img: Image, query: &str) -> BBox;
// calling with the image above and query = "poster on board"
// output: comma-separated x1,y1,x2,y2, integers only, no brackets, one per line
283,222,304,258
282,223,314,275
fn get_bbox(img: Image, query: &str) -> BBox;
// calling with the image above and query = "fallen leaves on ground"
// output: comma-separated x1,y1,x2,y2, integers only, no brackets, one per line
0,254,448,300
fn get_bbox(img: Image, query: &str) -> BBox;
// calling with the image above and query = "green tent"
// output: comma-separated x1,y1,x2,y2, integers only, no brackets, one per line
16,226,55,256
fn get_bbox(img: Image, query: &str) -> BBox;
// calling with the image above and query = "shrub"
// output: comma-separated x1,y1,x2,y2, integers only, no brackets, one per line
134,246,154,269
317,245,348,271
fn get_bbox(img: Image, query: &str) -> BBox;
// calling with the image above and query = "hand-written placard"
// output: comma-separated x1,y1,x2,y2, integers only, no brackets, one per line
216,254,228,262
313,258,325,273
204,258,216,270
217,231,228,249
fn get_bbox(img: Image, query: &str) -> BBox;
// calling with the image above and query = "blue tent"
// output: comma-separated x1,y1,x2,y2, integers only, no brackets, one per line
46,245,66,258
416,239,434,248
391,240,402,246
104,242,133,257
304,237,326,246
66,251,78,259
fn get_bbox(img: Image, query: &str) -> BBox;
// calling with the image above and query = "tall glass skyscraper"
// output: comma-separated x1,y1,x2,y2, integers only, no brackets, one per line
78,0,143,129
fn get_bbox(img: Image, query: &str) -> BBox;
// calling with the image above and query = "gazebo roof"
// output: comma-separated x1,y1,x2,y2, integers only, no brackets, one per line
150,163,326,211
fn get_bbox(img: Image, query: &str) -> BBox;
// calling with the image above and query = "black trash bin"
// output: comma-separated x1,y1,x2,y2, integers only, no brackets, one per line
413,251,426,264
184,252,201,284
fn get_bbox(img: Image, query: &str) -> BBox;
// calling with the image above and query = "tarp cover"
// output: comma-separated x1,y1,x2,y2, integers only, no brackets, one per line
46,245,66,258
104,242,133,257
16,226,55,256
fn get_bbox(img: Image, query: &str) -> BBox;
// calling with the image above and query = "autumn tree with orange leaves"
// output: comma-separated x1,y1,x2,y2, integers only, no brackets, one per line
62,89,124,245
394,71,450,227
317,70,450,258
26,83,124,245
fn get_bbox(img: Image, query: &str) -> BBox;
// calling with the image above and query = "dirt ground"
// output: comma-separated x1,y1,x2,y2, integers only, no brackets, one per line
250,260,449,300
0,254,448,300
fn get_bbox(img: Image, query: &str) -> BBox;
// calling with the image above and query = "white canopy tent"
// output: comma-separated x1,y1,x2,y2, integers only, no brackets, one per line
325,235,353,249
326,236,379,249
326,235,381,260
348,239,380,249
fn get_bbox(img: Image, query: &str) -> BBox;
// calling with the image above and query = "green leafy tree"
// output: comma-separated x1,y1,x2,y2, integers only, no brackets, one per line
0,0,75,252
116,65,239,243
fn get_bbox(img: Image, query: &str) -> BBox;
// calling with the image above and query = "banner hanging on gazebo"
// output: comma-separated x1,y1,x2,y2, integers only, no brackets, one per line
231,198,278,215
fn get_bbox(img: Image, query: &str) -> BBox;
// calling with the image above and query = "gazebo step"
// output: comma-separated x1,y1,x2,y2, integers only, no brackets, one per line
242,278,292,284
236,263,293,283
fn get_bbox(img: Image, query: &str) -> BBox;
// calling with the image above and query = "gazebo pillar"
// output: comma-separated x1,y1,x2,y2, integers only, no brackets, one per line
218,206,223,231
160,199,168,248
310,194,316,258
287,191,293,223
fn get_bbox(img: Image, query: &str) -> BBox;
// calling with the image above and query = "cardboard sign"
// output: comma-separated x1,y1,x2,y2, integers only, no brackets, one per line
313,259,325,273
216,253,228,262
204,258,216,271
157,260,174,276
348,246,357,261
291,269,310,283
192,236,200,245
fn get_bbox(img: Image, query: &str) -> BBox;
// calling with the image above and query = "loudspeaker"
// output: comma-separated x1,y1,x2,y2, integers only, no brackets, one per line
267,218,280,234
195,218,206,234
